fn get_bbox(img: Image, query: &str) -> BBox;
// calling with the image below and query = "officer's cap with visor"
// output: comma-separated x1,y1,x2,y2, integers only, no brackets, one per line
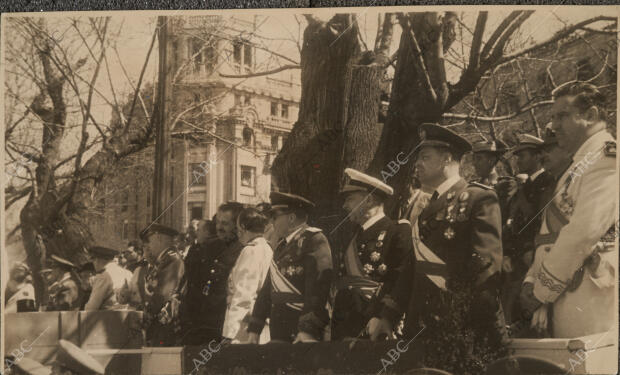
89,246,119,260
472,138,508,156
512,133,545,154
340,168,394,202
139,223,179,241
269,192,315,217
416,123,472,161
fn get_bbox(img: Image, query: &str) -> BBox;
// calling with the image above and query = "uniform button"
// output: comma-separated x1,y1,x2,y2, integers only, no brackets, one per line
214,260,219,263
340,264,345,269
357,252,362,256
210,269,215,274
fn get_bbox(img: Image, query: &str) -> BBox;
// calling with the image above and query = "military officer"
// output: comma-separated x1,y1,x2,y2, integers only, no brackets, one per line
248,192,333,343
471,139,508,187
136,223,184,346
179,202,245,345
521,82,617,338
502,134,556,325
45,255,81,311
540,123,572,182
84,246,132,310
332,168,412,340
369,123,504,344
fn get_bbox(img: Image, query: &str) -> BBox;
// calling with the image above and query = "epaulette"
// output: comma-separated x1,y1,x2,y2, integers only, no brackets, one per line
469,181,492,190
604,141,616,157
304,226,322,233
398,219,411,225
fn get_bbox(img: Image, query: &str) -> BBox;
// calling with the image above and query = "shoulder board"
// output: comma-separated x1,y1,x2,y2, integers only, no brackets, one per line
469,181,493,190
604,141,616,157
398,219,411,225
304,226,322,233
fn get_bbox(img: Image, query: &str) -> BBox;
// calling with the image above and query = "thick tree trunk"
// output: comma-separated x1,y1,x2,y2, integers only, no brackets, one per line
272,15,388,234
369,13,454,216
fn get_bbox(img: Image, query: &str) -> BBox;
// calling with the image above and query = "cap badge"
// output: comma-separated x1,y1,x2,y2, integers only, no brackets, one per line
444,227,455,240
459,192,469,202
446,191,455,201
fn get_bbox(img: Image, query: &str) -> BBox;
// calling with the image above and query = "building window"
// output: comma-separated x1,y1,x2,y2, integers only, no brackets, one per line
234,94,242,106
194,93,201,103
233,40,243,65
122,220,129,240
205,44,217,75
121,191,129,212
242,127,253,147
190,38,203,72
240,166,255,188
281,104,289,118
189,163,206,186
188,202,204,221
146,190,151,207
271,135,279,151
244,43,252,69
271,102,278,116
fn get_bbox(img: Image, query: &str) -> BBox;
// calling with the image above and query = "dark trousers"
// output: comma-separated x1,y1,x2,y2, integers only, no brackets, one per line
269,304,301,342
331,289,369,340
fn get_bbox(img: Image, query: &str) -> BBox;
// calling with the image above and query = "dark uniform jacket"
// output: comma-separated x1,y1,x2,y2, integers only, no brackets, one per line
180,237,243,345
386,178,504,337
248,225,333,342
331,215,412,339
503,170,556,266
142,248,184,346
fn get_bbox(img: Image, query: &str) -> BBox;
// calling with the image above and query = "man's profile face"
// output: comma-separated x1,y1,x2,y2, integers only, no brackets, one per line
342,191,370,224
542,144,569,175
196,220,211,244
143,233,172,262
271,209,293,239
415,147,445,184
216,210,236,242
551,96,588,154
515,149,539,174
473,152,496,179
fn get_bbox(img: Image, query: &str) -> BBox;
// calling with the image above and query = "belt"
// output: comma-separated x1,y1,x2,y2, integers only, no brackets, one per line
534,232,559,247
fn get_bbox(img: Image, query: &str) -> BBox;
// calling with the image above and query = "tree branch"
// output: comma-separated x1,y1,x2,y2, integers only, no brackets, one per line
397,13,438,104
497,16,617,66
219,64,300,78
442,99,553,122
468,11,487,70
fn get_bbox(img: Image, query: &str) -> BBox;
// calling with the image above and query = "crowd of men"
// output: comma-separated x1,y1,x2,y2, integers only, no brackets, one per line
5,83,617,369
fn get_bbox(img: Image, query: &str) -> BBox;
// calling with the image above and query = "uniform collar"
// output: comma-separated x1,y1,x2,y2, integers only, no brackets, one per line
285,225,306,244
529,168,545,181
362,212,386,231
573,129,613,160
434,174,461,198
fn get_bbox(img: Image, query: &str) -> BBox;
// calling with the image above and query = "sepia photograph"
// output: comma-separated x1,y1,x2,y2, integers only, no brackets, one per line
1,5,618,375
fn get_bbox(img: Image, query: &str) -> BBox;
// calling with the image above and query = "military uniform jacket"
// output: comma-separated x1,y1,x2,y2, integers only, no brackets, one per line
248,225,333,341
503,170,556,261
331,214,412,338
527,131,616,337
181,238,244,337
385,178,503,330
84,262,132,311
142,248,184,346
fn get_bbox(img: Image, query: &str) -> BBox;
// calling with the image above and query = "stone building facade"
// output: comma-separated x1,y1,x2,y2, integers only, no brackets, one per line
88,15,300,249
